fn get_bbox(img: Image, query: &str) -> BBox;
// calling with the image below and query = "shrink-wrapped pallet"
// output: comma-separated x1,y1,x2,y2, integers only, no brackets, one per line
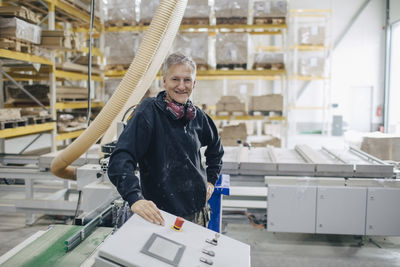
183,0,209,24
216,33,248,68
215,0,248,24
298,26,326,46
298,56,325,77
104,0,136,26
105,32,141,66
139,0,159,25
252,52,284,70
173,33,208,68
0,17,41,44
253,0,287,24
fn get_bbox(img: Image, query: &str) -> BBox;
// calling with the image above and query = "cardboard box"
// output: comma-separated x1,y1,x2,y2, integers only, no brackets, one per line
220,123,247,140
249,94,283,111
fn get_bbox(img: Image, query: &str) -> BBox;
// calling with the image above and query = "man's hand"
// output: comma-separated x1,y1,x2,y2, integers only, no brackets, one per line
131,199,165,226
206,182,214,201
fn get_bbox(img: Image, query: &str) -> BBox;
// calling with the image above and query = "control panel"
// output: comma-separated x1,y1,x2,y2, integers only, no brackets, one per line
95,210,250,266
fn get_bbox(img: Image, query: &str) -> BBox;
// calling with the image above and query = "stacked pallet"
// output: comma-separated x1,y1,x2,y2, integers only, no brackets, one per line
0,108,52,130
252,53,284,70
216,96,246,115
57,113,87,133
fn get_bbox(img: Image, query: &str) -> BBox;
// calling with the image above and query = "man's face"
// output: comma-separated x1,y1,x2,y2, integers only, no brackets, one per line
163,63,196,104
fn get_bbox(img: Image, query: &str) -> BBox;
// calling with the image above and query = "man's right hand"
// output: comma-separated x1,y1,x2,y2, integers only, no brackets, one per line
131,199,165,226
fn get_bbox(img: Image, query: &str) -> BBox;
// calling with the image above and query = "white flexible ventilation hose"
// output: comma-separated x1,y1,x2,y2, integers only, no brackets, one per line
51,0,188,179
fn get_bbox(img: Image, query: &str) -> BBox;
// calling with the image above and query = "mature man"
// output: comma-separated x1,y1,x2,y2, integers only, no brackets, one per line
108,53,224,227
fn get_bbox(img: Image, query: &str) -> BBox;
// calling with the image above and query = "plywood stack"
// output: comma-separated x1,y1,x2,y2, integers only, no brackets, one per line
249,94,283,113
216,95,246,115
361,135,400,161
220,123,247,146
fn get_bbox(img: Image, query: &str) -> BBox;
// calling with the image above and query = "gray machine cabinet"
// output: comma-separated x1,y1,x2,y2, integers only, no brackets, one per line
267,185,317,233
316,186,367,235
366,187,400,236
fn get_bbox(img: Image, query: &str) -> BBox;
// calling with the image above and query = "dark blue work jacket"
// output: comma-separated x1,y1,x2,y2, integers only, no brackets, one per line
108,91,224,217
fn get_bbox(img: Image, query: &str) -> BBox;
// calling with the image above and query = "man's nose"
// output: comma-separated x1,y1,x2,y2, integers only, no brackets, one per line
177,79,186,89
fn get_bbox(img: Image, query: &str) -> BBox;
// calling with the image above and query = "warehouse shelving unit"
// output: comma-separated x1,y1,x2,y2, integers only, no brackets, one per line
288,9,332,136
0,0,105,152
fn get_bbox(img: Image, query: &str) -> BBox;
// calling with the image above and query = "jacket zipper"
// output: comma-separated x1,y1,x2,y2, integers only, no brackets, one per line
184,125,187,133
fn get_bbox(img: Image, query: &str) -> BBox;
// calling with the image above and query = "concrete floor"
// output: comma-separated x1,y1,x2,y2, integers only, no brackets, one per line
1,212,400,266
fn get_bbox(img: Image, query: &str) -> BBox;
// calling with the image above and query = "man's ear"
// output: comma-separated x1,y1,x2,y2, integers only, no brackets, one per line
193,79,196,88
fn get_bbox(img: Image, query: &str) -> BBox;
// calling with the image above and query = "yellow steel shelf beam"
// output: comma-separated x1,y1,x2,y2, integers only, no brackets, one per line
290,45,329,51
4,101,104,110
211,115,286,121
105,24,287,33
79,47,103,58
291,75,328,81
56,129,85,141
0,49,53,65
43,0,102,31
56,101,104,109
0,123,55,139
106,69,286,80
55,70,103,81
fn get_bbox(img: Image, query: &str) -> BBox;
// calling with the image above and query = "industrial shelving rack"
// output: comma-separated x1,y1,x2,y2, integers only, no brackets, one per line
0,0,105,152
287,9,332,136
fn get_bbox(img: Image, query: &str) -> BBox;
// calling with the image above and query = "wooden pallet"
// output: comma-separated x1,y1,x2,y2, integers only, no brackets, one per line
196,63,210,71
0,118,28,130
181,17,209,25
0,38,32,53
216,111,248,116
105,20,136,27
106,64,130,71
138,19,152,26
254,17,286,25
216,63,247,70
248,110,283,116
216,17,247,25
252,63,285,70
24,115,53,125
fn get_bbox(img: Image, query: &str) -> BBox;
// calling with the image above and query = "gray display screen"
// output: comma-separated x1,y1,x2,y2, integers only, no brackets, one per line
141,233,185,266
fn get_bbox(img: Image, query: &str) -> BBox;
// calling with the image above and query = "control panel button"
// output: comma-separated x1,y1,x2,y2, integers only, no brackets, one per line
200,257,213,265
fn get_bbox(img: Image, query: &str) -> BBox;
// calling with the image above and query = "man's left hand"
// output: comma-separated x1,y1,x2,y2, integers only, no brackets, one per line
206,182,214,201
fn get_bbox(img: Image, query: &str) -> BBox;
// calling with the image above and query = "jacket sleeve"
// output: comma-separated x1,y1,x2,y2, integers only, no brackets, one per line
107,110,153,207
202,113,224,185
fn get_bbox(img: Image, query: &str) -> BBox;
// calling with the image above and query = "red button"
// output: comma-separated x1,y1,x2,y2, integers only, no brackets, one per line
173,217,184,230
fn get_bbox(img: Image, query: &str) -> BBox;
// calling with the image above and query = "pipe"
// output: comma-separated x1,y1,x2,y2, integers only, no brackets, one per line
51,0,188,179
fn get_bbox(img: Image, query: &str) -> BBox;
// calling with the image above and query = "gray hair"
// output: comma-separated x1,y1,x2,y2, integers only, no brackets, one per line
163,52,197,79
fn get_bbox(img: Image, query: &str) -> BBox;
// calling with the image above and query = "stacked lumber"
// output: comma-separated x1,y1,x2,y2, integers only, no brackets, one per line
220,123,248,146
57,114,87,133
0,6,40,24
361,134,400,161
56,86,88,101
249,94,283,113
0,17,41,44
216,96,246,115
55,62,103,75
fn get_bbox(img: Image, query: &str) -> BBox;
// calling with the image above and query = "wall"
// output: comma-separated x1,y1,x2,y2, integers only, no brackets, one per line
390,0,400,24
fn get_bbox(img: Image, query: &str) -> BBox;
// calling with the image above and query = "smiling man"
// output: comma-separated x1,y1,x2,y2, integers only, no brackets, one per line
108,53,224,227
